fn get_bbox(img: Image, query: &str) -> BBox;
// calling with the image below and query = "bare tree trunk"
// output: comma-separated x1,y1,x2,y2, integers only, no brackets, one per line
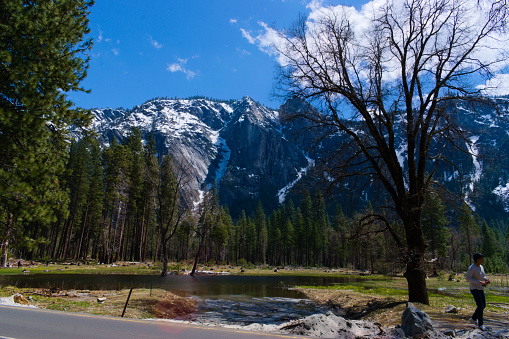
0,214,13,267
402,214,429,305
50,214,63,259
191,238,205,276
160,236,168,277
76,202,90,260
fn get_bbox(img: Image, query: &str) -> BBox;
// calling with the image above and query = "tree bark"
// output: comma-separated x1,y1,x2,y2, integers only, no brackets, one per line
0,215,12,268
191,238,205,277
160,238,168,277
402,214,429,304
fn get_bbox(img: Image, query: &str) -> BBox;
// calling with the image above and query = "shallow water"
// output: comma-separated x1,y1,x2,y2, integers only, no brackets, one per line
0,273,362,324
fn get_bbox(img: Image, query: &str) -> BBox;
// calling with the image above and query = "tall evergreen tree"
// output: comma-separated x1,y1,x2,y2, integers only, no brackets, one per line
0,0,93,267
459,203,480,263
254,201,267,264
481,221,497,259
421,193,450,264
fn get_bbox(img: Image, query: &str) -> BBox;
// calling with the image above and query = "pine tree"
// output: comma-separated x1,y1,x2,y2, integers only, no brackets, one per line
80,139,104,260
124,127,144,261
331,204,349,268
421,193,450,267
459,203,480,264
254,201,267,264
481,221,497,259
0,0,93,267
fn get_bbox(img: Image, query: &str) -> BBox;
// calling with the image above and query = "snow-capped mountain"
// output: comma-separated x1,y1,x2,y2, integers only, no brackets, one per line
90,95,509,220
279,96,509,220
91,97,308,215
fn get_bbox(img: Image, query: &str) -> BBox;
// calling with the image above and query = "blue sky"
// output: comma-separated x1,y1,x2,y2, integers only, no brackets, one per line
70,0,365,110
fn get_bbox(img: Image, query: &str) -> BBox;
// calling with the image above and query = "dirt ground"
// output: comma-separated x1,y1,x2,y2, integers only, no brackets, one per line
0,286,196,320
297,287,509,332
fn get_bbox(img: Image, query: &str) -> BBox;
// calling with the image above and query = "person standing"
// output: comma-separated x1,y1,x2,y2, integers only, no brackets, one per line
466,253,490,331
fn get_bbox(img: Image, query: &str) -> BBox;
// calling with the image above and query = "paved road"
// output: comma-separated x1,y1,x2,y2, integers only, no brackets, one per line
0,305,308,339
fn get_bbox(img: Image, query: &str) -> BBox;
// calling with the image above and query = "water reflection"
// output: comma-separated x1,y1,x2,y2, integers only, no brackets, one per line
0,274,363,324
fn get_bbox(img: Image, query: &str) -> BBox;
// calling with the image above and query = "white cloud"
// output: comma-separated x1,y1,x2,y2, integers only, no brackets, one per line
230,18,237,24
243,0,509,86
239,23,287,64
240,28,256,44
477,74,509,97
97,29,103,43
167,63,183,73
147,34,163,49
167,58,198,80
236,48,251,56
306,0,324,11
111,48,119,56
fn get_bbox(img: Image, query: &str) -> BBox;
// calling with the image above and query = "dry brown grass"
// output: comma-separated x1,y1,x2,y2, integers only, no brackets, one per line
154,293,197,320
297,287,509,332
0,286,196,320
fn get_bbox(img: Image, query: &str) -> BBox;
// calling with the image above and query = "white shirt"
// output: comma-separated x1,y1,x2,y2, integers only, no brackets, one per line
466,263,487,290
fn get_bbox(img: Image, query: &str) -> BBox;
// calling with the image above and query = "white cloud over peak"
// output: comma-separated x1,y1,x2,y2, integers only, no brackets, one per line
167,57,198,80
239,23,287,64
241,0,509,85
477,74,509,97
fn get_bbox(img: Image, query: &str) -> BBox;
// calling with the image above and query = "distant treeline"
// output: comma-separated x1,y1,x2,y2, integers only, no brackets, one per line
6,127,509,274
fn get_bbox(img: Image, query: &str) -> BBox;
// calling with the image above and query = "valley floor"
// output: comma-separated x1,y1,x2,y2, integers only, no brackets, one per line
1,261,508,336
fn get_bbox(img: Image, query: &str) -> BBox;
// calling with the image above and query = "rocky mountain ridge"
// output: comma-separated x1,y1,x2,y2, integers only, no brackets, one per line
89,96,509,220
90,96,309,215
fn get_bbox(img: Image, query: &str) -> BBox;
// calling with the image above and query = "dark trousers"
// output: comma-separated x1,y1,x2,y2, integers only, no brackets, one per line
470,289,486,326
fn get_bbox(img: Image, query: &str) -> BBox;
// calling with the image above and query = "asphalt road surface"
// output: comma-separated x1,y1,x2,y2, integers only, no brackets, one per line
0,305,308,339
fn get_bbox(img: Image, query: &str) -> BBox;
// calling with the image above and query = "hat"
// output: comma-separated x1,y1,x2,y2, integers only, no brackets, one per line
473,253,484,261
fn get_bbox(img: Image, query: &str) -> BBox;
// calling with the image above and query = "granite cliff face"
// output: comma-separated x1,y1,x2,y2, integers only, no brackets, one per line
90,95,509,219
278,96,509,221
90,97,309,214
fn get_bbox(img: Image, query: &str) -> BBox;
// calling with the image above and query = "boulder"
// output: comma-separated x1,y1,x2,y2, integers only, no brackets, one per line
401,303,434,337
278,311,384,338
97,297,106,303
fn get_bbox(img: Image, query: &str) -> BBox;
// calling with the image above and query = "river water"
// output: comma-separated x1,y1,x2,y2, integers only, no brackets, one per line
0,273,362,325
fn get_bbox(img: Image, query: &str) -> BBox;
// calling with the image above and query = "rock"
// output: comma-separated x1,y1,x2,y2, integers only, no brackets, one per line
13,294,29,305
457,328,509,339
97,297,106,303
444,329,456,337
278,311,384,338
445,305,458,314
401,303,434,337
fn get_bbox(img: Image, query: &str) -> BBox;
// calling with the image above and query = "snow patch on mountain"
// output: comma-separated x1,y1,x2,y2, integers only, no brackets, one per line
277,156,315,204
214,136,231,186
396,143,407,169
493,182,509,212
465,135,482,210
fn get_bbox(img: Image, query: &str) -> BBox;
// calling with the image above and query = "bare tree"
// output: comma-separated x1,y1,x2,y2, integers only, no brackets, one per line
273,0,508,304
191,187,220,276
153,155,192,277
